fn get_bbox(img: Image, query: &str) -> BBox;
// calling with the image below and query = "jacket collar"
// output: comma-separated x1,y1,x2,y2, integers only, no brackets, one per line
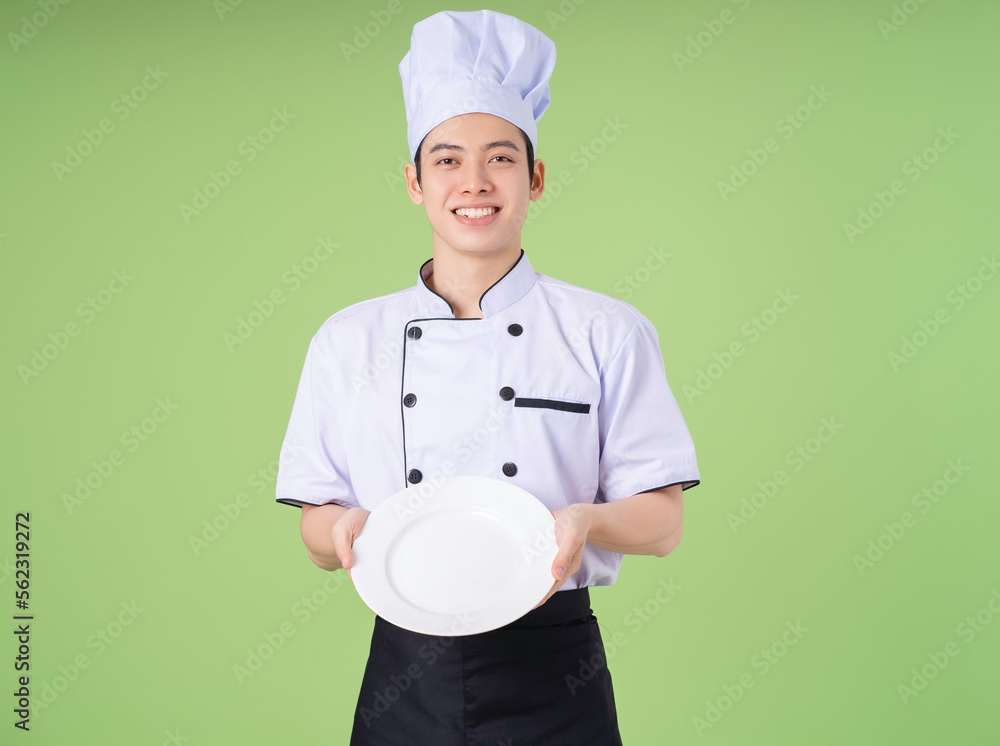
415,249,536,318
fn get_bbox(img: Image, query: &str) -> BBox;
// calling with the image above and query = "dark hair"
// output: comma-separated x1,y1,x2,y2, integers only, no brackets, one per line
414,127,535,188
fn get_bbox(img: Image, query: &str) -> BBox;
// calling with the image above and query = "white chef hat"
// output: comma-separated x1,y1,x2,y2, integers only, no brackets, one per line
399,9,557,163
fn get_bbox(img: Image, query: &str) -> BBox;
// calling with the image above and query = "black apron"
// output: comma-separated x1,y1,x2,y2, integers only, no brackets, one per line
350,588,623,745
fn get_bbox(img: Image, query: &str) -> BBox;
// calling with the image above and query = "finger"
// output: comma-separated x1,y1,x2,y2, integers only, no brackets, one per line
558,542,590,587
335,508,371,570
331,518,355,570
337,541,354,570
551,533,584,579
537,563,568,605
349,507,372,536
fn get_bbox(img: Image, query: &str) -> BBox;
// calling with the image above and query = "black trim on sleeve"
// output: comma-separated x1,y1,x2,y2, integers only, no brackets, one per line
275,498,356,509
635,478,701,494
514,397,591,414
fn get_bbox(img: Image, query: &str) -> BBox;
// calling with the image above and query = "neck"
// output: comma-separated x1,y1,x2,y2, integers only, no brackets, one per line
427,247,522,319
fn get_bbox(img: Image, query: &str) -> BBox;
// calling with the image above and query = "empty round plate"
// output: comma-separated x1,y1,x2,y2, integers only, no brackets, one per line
350,475,559,636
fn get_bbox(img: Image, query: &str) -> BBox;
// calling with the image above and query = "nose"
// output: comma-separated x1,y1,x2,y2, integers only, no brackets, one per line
461,160,492,193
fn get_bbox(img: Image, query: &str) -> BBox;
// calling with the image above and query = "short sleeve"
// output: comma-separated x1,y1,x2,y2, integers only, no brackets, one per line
275,335,358,509
598,316,700,502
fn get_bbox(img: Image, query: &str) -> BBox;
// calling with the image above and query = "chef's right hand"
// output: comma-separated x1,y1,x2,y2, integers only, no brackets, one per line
332,507,372,578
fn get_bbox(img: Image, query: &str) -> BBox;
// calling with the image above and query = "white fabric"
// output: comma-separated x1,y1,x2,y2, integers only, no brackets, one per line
399,9,557,161
275,251,700,590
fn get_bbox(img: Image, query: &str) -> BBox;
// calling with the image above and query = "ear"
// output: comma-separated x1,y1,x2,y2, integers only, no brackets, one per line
529,158,545,202
404,163,423,205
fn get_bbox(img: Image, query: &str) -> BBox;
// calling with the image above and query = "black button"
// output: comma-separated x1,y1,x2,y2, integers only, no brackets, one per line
403,393,417,408
507,323,523,336
407,469,423,484
407,326,422,340
502,462,517,477
499,386,515,401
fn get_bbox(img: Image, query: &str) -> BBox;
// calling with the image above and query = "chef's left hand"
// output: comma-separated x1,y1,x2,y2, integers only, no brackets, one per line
534,504,592,609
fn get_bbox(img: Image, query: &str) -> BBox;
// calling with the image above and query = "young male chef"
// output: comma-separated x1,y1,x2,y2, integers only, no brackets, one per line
275,9,700,744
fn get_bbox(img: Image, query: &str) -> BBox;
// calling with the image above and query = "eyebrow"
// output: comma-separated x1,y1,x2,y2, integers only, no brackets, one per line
426,139,521,155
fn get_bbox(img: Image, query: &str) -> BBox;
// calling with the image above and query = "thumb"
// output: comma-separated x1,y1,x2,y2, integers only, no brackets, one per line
340,509,371,568
551,547,570,579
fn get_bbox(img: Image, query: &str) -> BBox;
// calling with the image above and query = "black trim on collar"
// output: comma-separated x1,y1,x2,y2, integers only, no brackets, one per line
418,256,455,316
478,248,525,312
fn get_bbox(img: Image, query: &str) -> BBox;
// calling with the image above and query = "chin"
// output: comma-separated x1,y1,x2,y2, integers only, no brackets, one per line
453,243,507,256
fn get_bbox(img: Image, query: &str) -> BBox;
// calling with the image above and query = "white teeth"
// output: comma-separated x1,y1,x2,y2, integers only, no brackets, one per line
455,207,496,218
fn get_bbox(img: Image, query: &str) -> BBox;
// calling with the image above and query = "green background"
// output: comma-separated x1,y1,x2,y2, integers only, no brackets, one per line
3,0,998,743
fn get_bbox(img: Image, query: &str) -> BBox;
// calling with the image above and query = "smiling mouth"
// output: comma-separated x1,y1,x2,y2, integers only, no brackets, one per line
452,207,501,221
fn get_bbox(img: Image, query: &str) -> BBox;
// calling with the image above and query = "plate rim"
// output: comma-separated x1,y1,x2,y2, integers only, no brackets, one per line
351,475,558,636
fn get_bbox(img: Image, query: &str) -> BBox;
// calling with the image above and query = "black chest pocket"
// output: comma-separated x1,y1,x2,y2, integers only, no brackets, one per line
513,397,591,414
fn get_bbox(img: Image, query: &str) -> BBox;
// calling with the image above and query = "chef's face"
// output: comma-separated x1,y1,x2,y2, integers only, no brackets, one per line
405,112,545,261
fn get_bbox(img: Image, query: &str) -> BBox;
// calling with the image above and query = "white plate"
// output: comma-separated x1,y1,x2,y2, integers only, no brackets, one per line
351,475,559,636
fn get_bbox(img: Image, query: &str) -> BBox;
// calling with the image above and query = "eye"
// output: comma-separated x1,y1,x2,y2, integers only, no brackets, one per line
436,157,456,165
491,155,513,162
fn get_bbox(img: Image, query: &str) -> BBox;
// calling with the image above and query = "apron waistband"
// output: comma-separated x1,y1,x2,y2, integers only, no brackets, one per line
490,587,593,631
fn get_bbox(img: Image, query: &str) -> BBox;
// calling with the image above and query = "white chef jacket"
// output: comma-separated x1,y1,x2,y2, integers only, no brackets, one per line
275,249,700,588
